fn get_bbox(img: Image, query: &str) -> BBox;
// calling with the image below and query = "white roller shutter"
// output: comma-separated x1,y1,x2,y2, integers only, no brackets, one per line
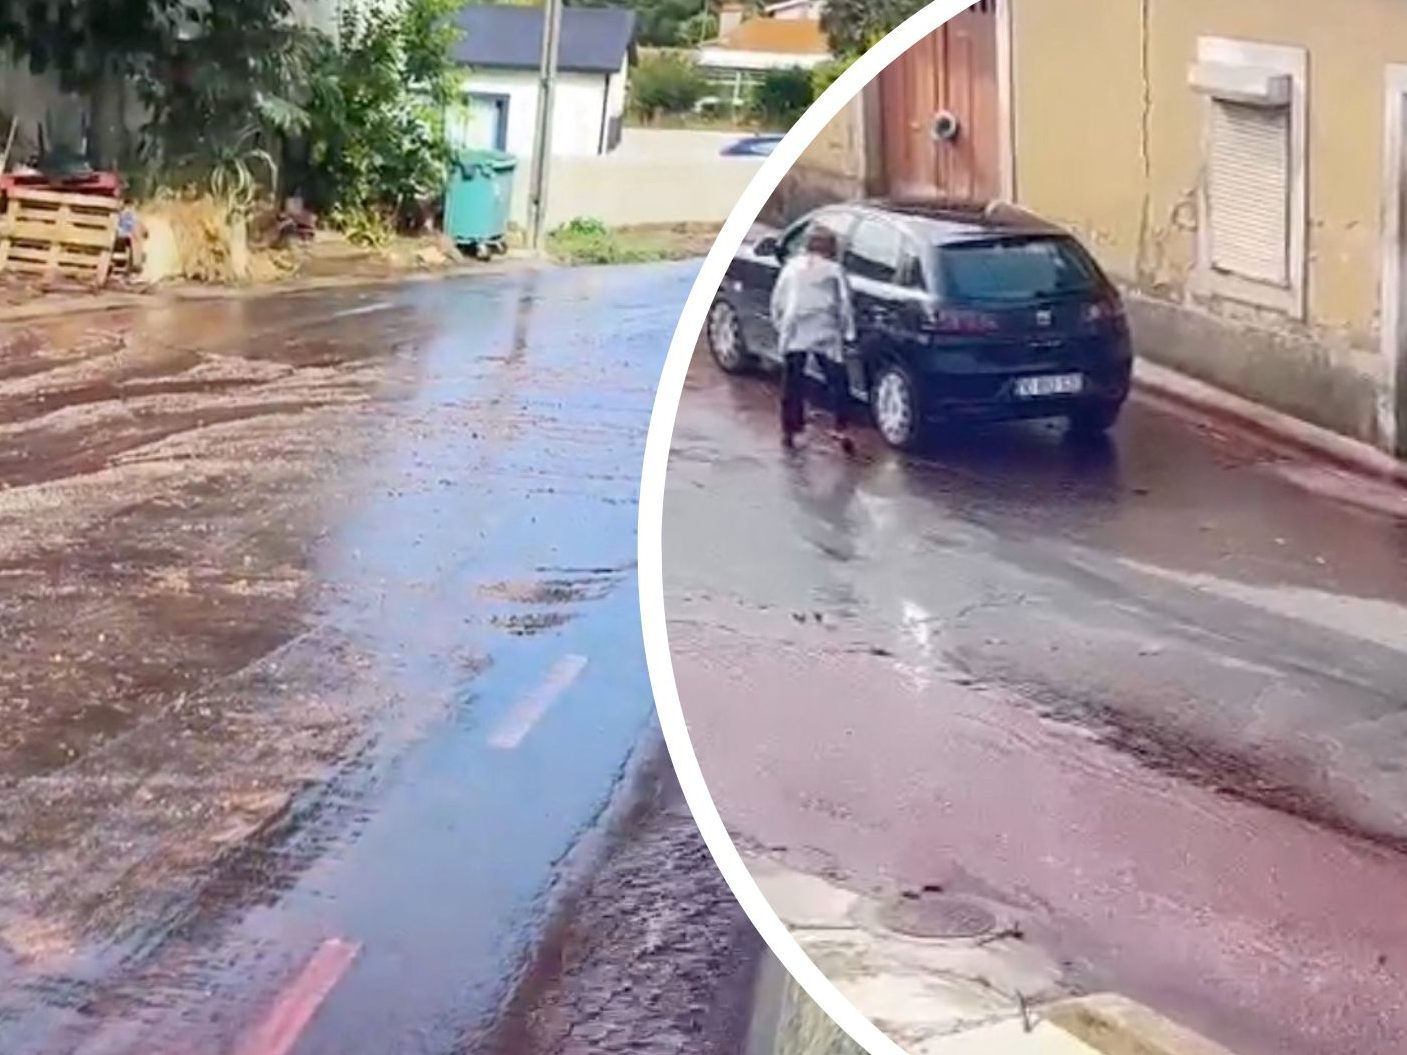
1207,100,1291,286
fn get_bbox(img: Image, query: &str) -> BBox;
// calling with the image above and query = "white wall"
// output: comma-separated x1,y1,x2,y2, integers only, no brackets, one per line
606,56,629,124
697,48,829,71
766,0,827,20
508,131,765,228
459,69,611,157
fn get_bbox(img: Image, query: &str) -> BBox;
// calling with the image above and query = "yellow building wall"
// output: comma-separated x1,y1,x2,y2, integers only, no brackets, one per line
1011,0,1407,346
1009,0,1147,282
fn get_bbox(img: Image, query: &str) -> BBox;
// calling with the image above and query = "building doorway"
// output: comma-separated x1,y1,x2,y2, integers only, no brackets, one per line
875,0,1000,201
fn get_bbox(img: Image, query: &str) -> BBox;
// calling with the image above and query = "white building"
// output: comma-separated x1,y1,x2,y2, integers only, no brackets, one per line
763,0,827,21
696,3,831,111
448,5,636,158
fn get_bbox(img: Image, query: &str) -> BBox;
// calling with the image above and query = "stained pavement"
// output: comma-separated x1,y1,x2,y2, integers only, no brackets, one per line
664,348,1407,1055
0,265,753,1054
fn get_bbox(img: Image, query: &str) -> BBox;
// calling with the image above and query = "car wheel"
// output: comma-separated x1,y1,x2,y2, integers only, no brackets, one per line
1068,400,1123,437
707,300,751,374
871,361,922,450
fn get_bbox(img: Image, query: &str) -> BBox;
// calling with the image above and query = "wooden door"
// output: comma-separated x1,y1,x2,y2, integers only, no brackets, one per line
877,0,1000,201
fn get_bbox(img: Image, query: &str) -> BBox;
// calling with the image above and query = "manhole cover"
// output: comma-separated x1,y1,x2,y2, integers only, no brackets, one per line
877,890,997,940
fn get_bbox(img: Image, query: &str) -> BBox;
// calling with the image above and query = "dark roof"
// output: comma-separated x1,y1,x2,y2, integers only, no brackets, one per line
856,199,1068,243
453,5,637,74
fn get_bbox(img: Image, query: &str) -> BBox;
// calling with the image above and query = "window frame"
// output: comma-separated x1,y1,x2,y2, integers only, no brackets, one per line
895,246,928,291
1192,37,1307,319
779,206,852,260
934,234,1104,303
842,216,907,284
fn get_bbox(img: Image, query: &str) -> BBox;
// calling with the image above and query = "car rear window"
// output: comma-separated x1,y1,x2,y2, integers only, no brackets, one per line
937,237,1100,302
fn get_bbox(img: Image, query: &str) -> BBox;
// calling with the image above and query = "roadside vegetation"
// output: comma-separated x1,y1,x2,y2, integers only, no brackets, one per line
623,0,913,134
0,0,463,281
545,217,719,266
575,0,757,47
0,0,927,285
820,0,930,56
627,53,815,130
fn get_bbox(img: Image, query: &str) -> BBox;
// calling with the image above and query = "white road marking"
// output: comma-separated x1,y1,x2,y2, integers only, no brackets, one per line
855,490,893,532
331,301,395,319
900,599,936,691
487,654,589,750
1121,558,1407,656
902,599,933,654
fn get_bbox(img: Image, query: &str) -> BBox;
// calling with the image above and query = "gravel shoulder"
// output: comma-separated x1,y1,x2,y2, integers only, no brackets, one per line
479,736,764,1055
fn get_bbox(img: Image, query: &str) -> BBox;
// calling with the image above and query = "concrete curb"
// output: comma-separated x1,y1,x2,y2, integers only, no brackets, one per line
918,996,1240,1055
1133,358,1406,487
744,859,1243,1055
750,969,1241,1055
1044,995,1238,1055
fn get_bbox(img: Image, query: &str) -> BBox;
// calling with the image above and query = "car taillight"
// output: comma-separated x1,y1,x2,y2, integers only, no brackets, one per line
926,307,1001,334
1083,298,1125,324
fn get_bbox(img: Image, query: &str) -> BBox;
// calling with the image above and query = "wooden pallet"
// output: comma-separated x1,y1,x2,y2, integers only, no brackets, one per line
0,187,120,286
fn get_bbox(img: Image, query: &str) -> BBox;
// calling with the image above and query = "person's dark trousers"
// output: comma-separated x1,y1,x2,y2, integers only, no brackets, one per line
781,350,850,441
818,356,850,432
781,350,808,440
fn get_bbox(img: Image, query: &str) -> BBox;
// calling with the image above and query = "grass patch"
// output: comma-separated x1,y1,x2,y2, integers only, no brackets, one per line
546,218,721,266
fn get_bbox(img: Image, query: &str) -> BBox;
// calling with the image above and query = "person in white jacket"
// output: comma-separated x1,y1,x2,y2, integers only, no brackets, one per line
769,224,857,451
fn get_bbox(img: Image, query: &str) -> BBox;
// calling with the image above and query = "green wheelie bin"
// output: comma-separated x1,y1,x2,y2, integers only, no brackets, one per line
444,149,517,259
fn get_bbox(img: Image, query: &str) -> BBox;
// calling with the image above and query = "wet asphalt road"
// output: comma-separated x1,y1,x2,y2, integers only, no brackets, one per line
664,351,1407,1055
0,264,750,1055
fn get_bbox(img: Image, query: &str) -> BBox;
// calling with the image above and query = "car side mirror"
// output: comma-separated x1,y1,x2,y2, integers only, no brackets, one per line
755,235,780,258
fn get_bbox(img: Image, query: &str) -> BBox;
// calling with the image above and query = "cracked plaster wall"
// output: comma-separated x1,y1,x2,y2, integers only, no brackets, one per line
1010,0,1407,451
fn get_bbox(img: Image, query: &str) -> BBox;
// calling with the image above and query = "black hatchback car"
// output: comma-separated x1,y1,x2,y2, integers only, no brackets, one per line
705,200,1133,449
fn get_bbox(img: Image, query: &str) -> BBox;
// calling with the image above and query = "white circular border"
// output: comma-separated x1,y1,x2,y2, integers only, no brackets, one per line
638,4,976,1052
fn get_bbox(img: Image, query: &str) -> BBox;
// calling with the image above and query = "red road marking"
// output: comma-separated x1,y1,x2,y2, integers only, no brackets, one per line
233,938,360,1055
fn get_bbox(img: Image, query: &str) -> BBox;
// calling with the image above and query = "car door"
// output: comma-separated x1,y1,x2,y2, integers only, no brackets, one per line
735,207,854,363
840,216,925,396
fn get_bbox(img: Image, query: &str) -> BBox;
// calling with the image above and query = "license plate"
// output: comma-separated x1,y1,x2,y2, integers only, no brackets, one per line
1014,373,1083,398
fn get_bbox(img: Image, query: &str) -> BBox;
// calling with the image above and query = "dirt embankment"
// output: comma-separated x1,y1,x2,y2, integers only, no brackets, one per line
479,744,763,1055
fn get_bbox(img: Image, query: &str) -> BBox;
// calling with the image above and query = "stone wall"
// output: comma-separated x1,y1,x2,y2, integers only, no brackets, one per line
761,95,872,227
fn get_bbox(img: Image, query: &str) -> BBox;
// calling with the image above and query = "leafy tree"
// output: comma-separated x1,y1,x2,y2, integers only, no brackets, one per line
810,55,855,98
299,0,462,236
628,53,710,120
141,1,312,171
674,9,718,46
571,0,760,48
0,0,178,91
584,0,700,47
0,0,307,173
401,0,472,97
0,0,461,230
820,0,928,58
749,67,812,128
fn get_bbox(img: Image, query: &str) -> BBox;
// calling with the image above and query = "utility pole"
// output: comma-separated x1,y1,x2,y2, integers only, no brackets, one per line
527,0,565,251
